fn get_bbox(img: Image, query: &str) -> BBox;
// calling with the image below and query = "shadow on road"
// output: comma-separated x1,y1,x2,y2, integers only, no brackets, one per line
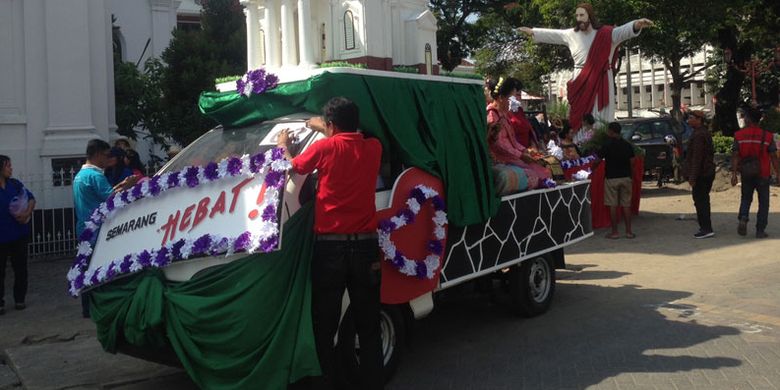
575,210,780,257
388,283,741,389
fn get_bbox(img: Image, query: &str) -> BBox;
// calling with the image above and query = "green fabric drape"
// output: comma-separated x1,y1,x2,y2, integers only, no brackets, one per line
90,204,321,390
200,72,498,225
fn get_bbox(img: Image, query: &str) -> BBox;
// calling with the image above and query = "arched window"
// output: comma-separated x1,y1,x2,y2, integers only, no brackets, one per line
424,43,432,75
343,10,356,50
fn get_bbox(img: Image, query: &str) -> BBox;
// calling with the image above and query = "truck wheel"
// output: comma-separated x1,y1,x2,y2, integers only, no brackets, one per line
509,256,556,317
336,304,406,386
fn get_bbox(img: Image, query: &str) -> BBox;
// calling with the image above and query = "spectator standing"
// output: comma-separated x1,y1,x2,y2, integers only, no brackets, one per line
731,108,780,238
104,147,131,187
685,111,716,238
596,122,636,239
0,155,36,314
124,149,147,178
73,140,137,317
277,97,384,390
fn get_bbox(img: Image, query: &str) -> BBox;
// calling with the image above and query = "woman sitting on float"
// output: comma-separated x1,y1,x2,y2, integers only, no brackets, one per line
486,77,551,193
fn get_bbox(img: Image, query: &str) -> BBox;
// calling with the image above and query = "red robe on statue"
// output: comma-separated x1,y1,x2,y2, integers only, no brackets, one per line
566,26,620,131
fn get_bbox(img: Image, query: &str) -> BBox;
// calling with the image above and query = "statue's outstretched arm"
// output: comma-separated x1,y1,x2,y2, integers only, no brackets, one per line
520,27,569,46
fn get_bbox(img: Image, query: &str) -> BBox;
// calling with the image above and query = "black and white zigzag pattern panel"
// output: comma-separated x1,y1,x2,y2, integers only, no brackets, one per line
440,181,592,287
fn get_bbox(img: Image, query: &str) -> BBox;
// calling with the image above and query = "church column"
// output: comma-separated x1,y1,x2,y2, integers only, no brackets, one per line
264,0,281,68
242,0,259,70
638,50,645,109
297,0,315,66
280,0,296,66
650,61,657,108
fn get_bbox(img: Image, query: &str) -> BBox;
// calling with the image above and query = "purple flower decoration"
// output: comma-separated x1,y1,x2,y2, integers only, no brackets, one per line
119,255,133,273
149,176,162,196
227,157,243,176
234,232,252,252
120,190,130,204
192,234,212,255
90,269,101,285
204,162,219,181
105,263,117,280
210,237,229,256
432,196,446,212
131,183,143,199
167,172,180,188
137,250,152,268
106,196,116,212
261,204,277,222
171,239,186,260
184,166,200,188
154,247,170,267
249,153,265,173
397,208,415,224
73,274,85,291
410,188,426,204
415,262,428,280
260,235,279,252
265,73,279,90
74,254,89,268
236,68,279,96
427,240,444,256
264,170,284,188
79,229,94,243
378,219,396,234
271,147,285,161
392,253,405,268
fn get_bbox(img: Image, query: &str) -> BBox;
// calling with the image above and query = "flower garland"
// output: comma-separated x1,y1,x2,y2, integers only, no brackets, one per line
560,155,597,170
66,148,291,297
377,185,447,280
236,68,279,97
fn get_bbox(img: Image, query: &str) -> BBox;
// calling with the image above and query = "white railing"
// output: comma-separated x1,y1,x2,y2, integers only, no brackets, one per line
16,163,162,258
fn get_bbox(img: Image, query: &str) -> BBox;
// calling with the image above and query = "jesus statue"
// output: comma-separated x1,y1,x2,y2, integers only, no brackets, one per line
518,3,653,131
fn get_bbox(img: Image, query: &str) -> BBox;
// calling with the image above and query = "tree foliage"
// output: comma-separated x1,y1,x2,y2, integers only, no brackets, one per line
113,0,247,147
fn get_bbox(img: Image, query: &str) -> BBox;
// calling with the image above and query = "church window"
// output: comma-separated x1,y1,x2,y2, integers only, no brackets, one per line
344,10,356,50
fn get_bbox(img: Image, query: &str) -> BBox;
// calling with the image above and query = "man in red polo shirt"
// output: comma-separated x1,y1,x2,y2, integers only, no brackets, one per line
732,107,780,238
278,97,383,389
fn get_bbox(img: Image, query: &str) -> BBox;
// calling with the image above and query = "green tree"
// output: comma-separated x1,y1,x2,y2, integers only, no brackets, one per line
158,0,246,144
709,0,780,136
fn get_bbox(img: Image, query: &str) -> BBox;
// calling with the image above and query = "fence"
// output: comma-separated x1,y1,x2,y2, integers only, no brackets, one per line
18,163,162,259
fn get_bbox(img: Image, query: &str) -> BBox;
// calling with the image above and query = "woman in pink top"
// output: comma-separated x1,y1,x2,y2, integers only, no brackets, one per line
486,77,551,189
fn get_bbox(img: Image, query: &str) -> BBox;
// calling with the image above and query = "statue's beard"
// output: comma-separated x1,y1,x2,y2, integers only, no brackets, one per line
576,21,590,31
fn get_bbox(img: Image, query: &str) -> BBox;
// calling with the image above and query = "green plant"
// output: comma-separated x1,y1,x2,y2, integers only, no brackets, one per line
392,65,419,74
441,71,484,80
215,75,242,84
318,61,367,69
712,134,735,154
547,101,569,122
761,107,780,134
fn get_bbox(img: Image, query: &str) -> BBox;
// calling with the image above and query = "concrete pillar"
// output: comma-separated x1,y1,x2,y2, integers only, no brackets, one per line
663,66,670,107
243,1,259,70
689,56,696,105
650,61,657,108
264,0,282,68
638,50,645,109
297,0,315,66
280,0,296,66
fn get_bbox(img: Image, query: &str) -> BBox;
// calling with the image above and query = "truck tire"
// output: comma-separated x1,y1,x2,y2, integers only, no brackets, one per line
509,255,556,317
336,304,406,386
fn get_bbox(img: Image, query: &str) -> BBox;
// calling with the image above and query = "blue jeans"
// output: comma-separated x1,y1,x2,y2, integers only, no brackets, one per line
738,176,770,232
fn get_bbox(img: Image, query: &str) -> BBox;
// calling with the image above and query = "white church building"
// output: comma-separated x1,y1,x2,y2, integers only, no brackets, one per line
239,0,439,75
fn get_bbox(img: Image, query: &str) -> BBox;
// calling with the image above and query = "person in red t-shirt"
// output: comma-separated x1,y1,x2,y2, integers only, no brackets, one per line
278,97,383,390
731,107,780,238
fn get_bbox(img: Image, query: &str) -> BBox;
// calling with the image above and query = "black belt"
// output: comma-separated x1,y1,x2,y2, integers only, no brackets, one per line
316,233,378,241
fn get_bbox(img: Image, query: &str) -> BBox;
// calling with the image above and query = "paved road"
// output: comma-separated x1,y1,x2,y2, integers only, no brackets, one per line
1,184,779,389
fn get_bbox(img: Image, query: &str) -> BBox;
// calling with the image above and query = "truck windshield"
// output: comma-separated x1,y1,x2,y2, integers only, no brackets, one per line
159,122,278,174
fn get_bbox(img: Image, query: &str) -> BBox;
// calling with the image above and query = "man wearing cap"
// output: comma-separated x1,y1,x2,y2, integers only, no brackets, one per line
685,111,716,238
277,97,384,389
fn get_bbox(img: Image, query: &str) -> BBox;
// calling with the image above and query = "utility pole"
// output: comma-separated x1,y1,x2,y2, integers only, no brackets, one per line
626,48,633,118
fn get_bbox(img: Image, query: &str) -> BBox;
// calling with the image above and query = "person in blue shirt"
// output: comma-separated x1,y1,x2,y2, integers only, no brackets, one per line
0,155,36,315
73,139,137,317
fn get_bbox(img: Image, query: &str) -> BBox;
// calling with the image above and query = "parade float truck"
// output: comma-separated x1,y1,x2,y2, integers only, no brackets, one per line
67,68,593,389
